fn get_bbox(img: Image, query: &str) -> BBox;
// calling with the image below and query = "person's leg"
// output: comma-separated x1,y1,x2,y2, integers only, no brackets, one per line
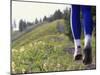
71,5,82,60
81,5,93,65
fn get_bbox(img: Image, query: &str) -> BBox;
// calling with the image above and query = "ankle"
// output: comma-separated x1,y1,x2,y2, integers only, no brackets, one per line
84,35,92,48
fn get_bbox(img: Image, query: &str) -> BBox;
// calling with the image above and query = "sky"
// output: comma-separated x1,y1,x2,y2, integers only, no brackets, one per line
12,1,71,30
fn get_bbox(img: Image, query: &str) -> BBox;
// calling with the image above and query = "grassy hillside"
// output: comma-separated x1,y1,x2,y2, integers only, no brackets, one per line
12,19,96,74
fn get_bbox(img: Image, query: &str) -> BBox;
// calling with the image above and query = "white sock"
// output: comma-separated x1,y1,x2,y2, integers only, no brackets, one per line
74,39,81,51
73,39,81,56
84,35,92,47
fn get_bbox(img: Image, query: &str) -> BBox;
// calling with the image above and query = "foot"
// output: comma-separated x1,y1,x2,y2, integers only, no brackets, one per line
83,46,92,65
73,46,82,60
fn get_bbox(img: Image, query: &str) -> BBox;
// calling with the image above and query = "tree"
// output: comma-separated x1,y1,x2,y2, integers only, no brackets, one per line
13,20,16,28
35,18,39,24
91,6,96,37
27,21,33,26
43,16,48,22
47,15,53,22
53,9,63,20
19,19,24,32
19,19,27,32
63,8,70,20
63,8,73,41
39,18,42,23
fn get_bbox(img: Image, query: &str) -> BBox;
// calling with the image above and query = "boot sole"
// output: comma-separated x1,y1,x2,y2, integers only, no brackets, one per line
74,54,82,60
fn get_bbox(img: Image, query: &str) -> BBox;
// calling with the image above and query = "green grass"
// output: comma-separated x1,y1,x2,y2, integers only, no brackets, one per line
12,19,96,74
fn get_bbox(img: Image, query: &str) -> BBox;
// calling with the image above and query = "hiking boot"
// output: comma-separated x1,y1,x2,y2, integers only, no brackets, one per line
83,46,92,65
73,46,82,60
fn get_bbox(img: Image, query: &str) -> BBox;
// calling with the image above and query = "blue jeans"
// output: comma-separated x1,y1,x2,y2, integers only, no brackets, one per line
71,5,93,39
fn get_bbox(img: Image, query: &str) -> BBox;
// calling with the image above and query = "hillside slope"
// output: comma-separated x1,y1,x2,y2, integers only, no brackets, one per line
12,19,96,74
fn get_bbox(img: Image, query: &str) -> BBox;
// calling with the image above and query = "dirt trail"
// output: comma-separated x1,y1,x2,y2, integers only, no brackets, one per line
64,46,96,70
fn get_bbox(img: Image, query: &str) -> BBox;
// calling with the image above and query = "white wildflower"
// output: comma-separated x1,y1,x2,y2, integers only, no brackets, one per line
22,68,25,73
12,68,15,73
42,42,46,45
20,46,25,52
43,63,47,67
57,63,61,67
34,42,37,46
12,49,17,52
29,43,33,47
38,41,42,44
12,61,15,70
